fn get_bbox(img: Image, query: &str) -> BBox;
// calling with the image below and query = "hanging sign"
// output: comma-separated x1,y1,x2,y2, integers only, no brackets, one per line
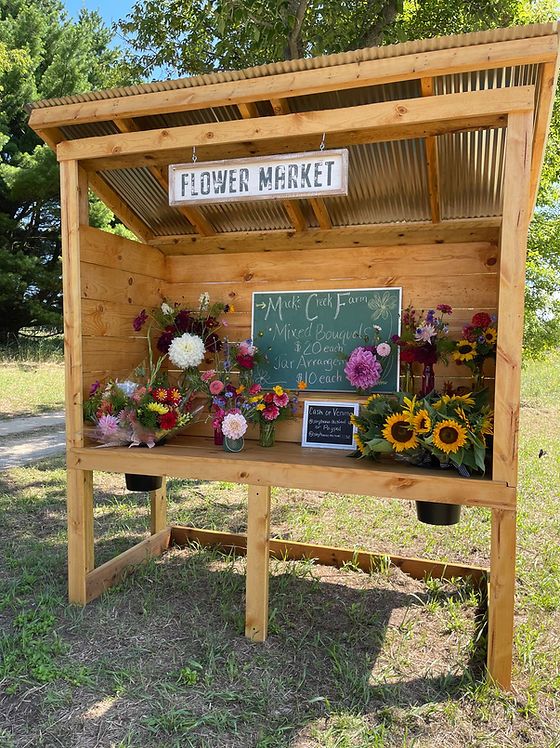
168,149,348,206
301,400,360,450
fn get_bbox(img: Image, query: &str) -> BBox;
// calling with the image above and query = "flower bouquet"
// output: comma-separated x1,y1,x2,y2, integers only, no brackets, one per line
84,377,200,449
245,384,299,447
351,389,493,524
392,305,454,395
452,311,497,390
351,389,493,476
133,294,233,380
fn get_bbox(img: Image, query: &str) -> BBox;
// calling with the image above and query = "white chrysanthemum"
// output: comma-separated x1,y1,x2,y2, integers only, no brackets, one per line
168,333,205,369
161,302,173,315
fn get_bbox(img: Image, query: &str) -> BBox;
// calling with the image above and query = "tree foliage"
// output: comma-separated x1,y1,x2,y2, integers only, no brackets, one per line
119,0,560,355
0,0,134,340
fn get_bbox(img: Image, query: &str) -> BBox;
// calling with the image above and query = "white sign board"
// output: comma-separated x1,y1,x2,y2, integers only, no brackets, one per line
168,149,348,206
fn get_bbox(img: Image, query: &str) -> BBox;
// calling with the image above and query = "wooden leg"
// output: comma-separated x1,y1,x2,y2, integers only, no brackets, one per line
245,485,271,641
487,507,516,689
150,477,167,535
67,467,94,605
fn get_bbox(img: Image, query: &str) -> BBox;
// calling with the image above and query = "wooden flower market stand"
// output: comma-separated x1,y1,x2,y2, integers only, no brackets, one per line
27,22,560,691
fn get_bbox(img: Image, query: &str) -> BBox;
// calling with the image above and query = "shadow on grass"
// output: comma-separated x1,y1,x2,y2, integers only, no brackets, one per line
0,457,489,748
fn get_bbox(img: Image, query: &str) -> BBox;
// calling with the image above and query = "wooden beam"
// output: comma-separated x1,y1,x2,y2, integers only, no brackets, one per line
150,478,167,535
36,127,156,242
236,101,308,232
150,217,501,255
528,59,560,212
85,529,172,603
69,437,515,509
245,486,271,641
493,110,533,485
267,98,333,229
28,35,557,130
56,87,535,170
88,173,156,243
170,526,489,585
114,117,216,236
60,158,95,605
487,508,517,690
420,78,441,223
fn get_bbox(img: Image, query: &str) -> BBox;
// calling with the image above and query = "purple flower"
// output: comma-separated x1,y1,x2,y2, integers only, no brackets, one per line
98,414,119,438
344,347,382,390
133,309,148,332
89,380,101,396
437,304,453,315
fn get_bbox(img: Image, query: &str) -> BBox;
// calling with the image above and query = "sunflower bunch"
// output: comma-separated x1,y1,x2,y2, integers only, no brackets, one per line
351,390,493,476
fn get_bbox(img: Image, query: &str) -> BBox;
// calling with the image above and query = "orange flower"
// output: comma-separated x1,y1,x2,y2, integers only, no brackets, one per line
297,380,308,390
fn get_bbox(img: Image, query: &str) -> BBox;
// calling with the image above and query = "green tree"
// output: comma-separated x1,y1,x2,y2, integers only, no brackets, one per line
119,0,560,355
0,0,135,341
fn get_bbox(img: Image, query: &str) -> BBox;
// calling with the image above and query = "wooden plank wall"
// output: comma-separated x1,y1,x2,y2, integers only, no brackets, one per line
80,226,165,391
164,240,499,442
79,233,498,441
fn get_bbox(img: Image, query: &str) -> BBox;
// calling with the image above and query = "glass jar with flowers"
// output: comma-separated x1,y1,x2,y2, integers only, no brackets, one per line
245,384,299,447
392,305,454,395
452,312,497,390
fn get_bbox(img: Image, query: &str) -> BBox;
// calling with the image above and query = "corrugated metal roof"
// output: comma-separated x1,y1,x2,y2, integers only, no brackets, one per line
26,22,557,111
26,23,559,238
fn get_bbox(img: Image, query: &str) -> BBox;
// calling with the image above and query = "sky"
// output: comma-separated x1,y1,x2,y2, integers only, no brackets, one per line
63,0,134,26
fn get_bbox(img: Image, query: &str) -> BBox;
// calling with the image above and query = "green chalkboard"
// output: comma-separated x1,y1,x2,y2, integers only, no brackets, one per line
251,287,401,392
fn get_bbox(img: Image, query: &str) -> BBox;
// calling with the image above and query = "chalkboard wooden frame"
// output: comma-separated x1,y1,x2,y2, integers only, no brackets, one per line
251,286,402,393
301,400,360,450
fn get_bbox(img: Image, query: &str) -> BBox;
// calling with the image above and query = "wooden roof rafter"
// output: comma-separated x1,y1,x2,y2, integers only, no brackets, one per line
236,101,307,232
37,125,155,242
55,87,535,172
113,117,216,236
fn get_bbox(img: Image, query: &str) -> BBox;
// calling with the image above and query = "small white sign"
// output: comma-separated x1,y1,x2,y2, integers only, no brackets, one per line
169,149,348,206
301,400,360,451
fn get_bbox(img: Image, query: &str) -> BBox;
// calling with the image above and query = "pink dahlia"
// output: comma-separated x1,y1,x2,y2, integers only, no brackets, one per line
263,405,280,421
209,380,225,395
248,383,262,395
201,369,216,382
344,347,382,390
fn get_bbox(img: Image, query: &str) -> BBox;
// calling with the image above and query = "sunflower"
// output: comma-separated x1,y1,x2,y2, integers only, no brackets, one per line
350,414,365,432
354,432,366,454
413,409,431,434
484,327,497,344
450,392,475,407
365,393,380,407
453,340,477,362
481,413,494,436
432,419,468,454
382,412,418,452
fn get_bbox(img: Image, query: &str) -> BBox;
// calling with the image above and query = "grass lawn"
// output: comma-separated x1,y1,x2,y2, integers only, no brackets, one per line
0,355,559,746
0,363,64,419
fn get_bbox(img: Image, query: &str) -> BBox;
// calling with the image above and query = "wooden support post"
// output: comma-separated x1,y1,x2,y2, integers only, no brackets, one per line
245,485,271,641
487,508,517,689
493,110,533,484
61,159,94,604
150,477,167,535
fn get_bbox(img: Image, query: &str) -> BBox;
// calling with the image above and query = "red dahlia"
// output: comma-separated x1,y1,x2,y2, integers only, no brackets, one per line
471,312,492,329
159,411,178,430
